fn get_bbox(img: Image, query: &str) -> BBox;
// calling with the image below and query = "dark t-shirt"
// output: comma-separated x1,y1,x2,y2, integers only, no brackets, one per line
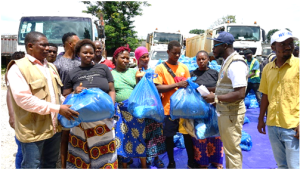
53,55,81,90
191,68,219,87
64,64,114,93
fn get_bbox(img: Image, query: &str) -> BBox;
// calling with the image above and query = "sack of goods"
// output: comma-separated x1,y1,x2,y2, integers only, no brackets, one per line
208,60,221,72
244,90,259,109
173,132,185,149
128,69,164,122
194,104,220,139
240,130,253,151
58,88,115,128
170,77,210,120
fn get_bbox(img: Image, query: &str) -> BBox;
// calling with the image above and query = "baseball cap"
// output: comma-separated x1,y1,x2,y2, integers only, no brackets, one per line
207,31,235,45
243,49,253,55
271,30,298,45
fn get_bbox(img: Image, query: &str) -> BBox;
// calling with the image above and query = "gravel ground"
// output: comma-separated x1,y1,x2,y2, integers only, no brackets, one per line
1,88,17,169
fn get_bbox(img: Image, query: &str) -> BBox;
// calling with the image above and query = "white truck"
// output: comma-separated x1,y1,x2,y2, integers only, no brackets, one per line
148,44,168,69
212,22,266,56
17,14,103,54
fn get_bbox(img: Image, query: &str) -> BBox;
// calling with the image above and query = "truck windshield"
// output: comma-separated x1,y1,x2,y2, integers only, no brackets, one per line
151,51,168,60
18,17,93,46
227,26,260,41
153,32,181,44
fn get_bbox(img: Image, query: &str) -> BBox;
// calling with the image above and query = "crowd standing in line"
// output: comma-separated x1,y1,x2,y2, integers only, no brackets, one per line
5,29,299,169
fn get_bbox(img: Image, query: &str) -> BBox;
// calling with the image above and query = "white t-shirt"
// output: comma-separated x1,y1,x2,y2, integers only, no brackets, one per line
221,51,248,88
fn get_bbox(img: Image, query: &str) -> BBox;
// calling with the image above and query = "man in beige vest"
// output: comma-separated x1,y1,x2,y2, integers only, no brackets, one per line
203,32,248,169
6,31,79,169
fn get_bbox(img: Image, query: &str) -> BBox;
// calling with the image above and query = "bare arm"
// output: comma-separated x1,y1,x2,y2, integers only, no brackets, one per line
108,82,116,104
247,70,256,78
207,87,216,93
63,88,73,97
257,94,269,134
155,81,188,93
60,130,70,169
203,86,246,103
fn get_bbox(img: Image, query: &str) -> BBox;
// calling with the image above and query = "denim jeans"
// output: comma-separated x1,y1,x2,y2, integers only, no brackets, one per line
20,132,61,169
268,126,299,169
15,136,23,169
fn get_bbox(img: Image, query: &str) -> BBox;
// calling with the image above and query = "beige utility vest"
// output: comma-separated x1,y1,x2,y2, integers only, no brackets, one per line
215,53,248,115
7,57,63,143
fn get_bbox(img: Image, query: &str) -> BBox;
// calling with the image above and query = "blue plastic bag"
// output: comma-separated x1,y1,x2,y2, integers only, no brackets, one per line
170,78,210,120
58,88,115,128
195,104,220,139
174,132,185,149
240,130,252,151
244,90,259,109
244,116,250,124
128,69,164,122
155,59,163,67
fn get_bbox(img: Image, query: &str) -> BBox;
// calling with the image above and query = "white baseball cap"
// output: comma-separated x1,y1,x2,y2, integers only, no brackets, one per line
271,30,298,45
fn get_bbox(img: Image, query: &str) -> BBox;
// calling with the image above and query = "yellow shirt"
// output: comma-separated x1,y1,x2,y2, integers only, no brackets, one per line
259,55,299,129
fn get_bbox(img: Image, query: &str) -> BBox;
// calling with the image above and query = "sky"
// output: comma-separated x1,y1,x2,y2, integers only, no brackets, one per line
1,0,300,40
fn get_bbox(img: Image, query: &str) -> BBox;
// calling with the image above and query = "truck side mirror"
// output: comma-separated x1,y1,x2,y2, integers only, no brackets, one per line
262,29,266,42
98,25,105,39
146,34,150,43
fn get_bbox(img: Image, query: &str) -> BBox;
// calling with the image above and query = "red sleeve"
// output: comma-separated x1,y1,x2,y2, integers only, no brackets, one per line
103,60,115,69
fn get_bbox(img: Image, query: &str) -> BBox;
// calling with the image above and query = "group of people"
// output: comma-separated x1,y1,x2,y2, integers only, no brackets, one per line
5,29,299,170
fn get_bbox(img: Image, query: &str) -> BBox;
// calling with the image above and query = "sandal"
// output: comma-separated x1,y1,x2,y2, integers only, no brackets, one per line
153,158,165,168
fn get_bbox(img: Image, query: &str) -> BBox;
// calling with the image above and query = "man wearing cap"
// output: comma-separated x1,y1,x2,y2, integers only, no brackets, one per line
257,30,299,169
203,31,248,169
293,45,299,57
244,49,261,105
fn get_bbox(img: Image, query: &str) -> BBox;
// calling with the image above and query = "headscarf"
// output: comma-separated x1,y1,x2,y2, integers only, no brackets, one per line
134,46,148,61
113,44,131,60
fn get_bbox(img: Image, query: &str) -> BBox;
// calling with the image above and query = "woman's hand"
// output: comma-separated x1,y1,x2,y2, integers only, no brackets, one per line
135,68,145,79
75,83,86,94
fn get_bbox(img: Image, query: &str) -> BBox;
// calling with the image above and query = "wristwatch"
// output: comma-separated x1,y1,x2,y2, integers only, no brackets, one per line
214,95,219,104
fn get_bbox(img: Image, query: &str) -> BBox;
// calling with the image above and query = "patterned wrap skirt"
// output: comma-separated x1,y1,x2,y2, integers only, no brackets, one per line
66,120,118,169
115,100,147,159
145,118,166,157
192,136,223,166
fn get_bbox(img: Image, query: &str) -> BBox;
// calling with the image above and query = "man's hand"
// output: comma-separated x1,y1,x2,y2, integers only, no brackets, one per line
294,124,299,139
176,81,188,88
257,119,266,134
59,105,79,120
203,92,215,103
9,116,15,129
75,82,86,94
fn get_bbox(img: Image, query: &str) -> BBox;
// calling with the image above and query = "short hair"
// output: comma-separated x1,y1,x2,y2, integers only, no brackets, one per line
196,50,209,59
74,39,96,56
24,31,46,50
11,51,25,60
62,32,77,45
48,43,58,49
168,40,181,51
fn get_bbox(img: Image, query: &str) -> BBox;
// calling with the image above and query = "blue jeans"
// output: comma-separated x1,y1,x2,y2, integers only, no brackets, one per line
268,126,299,169
15,136,23,169
20,132,61,169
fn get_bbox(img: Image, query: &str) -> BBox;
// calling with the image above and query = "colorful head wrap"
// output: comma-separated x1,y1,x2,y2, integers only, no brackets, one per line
113,44,131,60
134,46,148,61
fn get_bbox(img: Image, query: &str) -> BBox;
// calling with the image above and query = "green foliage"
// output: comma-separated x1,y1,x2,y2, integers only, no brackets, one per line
267,29,279,43
209,15,236,28
82,1,151,55
189,29,205,34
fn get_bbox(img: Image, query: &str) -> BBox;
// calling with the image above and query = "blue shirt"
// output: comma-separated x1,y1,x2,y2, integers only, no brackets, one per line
246,58,260,83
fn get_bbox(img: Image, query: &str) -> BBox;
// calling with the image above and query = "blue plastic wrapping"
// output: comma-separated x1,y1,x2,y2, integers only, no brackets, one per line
244,90,259,109
170,78,210,120
195,104,220,139
128,69,164,122
173,132,185,149
240,130,252,151
208,60,221,72
58,88,115,128
155,59,163,67
244,116,250,124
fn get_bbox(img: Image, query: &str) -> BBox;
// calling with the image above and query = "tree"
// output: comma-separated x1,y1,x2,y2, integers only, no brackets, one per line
189,29,205,34
209,15,236,29
267,29,279,43
82,1,151,55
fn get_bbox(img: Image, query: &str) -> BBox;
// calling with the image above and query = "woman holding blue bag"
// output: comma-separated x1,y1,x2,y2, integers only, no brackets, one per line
61,39,117,169
134,46,166,168
190,50,223,169
111,45,148,169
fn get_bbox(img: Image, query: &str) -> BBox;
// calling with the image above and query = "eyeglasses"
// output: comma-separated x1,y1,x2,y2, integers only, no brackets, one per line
213,42,225,47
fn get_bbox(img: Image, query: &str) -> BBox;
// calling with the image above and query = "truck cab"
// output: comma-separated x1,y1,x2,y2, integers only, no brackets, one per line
212,22,266,56
148,45,168,69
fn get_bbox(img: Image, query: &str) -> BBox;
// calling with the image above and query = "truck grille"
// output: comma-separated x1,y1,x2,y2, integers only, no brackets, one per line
234,48,257,55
